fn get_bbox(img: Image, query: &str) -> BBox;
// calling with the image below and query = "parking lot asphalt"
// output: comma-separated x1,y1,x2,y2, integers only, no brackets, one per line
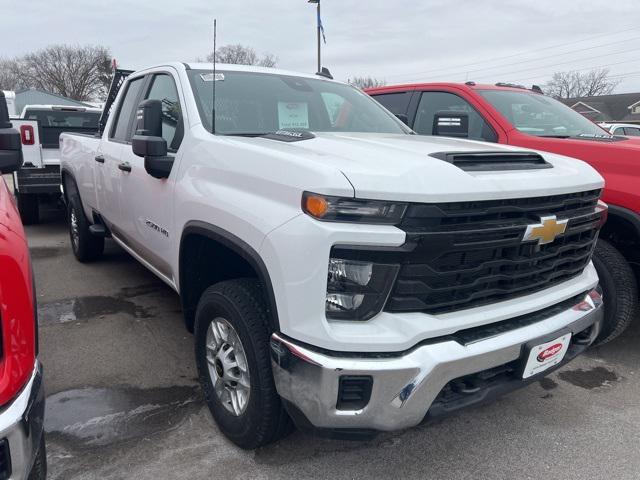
28,206,640,480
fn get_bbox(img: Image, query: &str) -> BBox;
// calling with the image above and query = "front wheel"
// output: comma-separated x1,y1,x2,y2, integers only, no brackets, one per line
592,239,638,345
68,195,104,262
194,279,291,449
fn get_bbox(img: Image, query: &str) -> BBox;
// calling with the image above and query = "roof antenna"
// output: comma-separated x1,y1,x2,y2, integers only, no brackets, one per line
212,18,217,134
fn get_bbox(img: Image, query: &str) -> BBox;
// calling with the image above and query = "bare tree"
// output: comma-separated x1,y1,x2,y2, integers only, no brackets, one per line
0,45,112,101
0,58,25,91
545,68,621,99
205,44,277,68
348,76,387,90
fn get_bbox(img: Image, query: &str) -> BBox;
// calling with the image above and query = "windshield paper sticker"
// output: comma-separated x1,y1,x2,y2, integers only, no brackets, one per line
200,73,225,82
278,102,309,129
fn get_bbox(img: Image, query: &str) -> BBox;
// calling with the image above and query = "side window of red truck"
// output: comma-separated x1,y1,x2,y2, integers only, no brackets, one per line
371,92,413,116
414,91,497,142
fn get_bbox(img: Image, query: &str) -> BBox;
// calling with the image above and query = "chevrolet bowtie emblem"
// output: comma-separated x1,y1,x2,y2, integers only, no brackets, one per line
523,215,568,245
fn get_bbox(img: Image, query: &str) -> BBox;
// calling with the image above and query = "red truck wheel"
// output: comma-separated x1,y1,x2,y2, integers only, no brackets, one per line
592,239,638,345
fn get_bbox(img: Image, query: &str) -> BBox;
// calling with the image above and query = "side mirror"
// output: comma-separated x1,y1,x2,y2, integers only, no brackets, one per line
0,91,23,174
131,99,174,179
394,113,409,125
433,111,469,138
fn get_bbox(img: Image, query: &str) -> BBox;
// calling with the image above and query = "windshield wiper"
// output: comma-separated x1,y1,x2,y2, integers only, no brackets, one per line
538,134,571,138
221,132,272,137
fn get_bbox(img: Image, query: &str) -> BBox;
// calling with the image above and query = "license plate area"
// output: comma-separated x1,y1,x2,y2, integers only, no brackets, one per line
521,332,572,379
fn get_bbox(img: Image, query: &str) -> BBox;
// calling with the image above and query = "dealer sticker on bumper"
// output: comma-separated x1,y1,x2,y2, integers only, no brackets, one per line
522,333,572,379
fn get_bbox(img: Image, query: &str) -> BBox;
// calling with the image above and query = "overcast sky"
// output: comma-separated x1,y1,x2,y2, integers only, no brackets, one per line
2,0,639,92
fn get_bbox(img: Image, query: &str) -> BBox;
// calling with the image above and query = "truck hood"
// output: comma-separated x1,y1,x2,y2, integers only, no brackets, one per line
246,132,604,202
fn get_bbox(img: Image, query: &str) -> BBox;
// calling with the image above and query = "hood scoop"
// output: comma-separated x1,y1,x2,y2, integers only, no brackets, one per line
429,151,552,172
262,130,316,143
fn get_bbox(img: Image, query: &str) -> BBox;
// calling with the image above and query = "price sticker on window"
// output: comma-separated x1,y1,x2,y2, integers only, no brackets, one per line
278,102,309,129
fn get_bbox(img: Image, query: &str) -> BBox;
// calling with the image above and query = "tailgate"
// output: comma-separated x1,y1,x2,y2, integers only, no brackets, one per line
9,120,43,168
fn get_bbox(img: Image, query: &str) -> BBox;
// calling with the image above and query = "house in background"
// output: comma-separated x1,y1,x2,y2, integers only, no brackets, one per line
13,88,92,115
561,92,640,124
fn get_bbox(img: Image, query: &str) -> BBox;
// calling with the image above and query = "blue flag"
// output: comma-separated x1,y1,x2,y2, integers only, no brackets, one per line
318,9,326,44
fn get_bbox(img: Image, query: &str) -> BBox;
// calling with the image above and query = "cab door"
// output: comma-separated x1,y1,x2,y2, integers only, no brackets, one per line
97,75,146,230
410,89,501,143
116,71,185,283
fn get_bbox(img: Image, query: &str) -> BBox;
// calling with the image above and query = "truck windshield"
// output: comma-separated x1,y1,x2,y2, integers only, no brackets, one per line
478,90,612,139
188,70,409,135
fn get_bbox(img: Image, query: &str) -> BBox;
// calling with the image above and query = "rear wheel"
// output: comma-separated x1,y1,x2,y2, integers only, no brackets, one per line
68,195,104,262
16,192,39,225
592,239,638,345
194,279,291,449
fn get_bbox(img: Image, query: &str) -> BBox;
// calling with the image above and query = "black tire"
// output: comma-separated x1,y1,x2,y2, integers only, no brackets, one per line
16,192,39,225
194,278,291,449
67,195,104,262
592,239,638,345
28,434,47,480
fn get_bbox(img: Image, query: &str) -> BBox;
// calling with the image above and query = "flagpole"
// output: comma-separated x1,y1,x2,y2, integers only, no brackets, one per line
316,0,321,72
309,0,322,72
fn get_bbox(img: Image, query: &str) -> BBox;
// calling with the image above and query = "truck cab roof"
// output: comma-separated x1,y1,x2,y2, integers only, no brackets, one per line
366,82,542,95
127,62,341,84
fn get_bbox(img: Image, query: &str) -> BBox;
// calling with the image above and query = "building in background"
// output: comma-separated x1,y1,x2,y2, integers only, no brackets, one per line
562,93,640,125
13,88,92,116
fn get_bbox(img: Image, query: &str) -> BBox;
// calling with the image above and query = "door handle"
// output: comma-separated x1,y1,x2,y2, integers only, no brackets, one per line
118,162,132,172
95,155,105,163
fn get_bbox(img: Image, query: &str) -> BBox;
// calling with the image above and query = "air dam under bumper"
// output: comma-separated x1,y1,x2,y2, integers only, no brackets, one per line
0,361,44,480
271,291,602,432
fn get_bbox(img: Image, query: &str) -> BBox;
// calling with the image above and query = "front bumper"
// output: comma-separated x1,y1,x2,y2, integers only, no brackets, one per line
0,361,45,480
271,291,602,433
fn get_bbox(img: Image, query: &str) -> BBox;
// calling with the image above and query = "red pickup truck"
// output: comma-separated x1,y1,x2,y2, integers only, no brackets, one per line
0,92,46,479
367,82,639,345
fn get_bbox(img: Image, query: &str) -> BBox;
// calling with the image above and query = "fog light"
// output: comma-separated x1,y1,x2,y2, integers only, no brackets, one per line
325,255,400,321
326,293,365,312
328,259,373,287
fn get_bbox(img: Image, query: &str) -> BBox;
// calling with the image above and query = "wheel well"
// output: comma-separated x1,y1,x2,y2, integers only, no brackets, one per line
600,209,640,267
61,170,77,203
179,231,278,333
601,212,639,246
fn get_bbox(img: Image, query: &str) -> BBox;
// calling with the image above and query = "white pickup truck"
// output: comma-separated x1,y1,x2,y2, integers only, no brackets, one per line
12,105,101,224
60,62,606,449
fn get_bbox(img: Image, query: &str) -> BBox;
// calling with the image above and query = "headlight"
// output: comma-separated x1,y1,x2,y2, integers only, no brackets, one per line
302,192,407,224
325,257,399,321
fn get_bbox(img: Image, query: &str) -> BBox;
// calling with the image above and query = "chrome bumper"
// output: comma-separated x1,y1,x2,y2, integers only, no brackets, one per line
271,291,603,432
0,361,45,480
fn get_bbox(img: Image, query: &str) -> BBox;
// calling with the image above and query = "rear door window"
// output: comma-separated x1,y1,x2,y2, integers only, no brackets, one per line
110,77,145,142
371,92,413,116
414,91,497,142
623,127,640,136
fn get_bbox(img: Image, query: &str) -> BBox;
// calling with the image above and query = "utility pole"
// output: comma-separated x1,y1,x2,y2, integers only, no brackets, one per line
308,0,321,72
